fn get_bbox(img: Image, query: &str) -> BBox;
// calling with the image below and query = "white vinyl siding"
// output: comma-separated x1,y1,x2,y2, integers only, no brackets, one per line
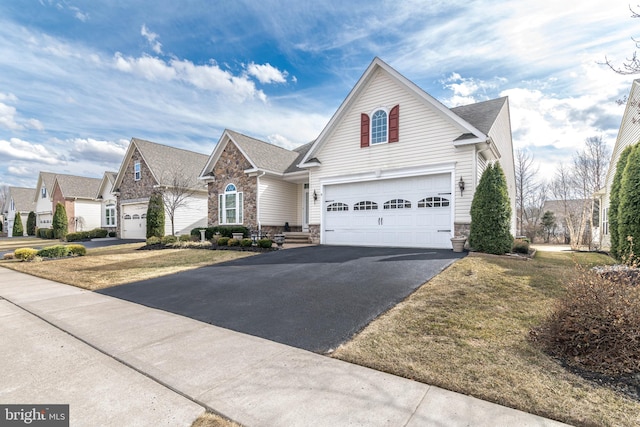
166,193,207,235
258,176,299,226
35,182,53,228
309,68,472,226
74,200,102,231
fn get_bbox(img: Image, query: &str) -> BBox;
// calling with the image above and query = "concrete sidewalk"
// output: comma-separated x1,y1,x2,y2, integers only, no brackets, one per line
0,267,569,426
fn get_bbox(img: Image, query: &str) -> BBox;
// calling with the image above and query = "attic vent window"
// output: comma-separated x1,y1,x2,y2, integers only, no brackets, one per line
360,105,399,148
134,161,141,181
371,110,388,144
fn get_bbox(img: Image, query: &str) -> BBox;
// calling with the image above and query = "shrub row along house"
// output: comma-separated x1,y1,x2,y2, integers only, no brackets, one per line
3,58,517,248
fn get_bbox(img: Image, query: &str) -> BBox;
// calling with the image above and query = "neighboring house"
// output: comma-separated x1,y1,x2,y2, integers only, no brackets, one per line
33,172,57,229
596,79,640,250
5,187,36,237
200,57,516,249
51,174,103,233
97,171,118,233
113,138,209,239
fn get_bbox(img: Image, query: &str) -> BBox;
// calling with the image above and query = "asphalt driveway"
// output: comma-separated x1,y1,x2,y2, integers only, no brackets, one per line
99,246,465,353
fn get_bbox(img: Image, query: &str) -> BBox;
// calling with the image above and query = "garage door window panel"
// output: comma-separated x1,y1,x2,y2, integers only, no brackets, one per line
354,201,378,211
418,197,450,208
327,202,349,212
383,199,411,209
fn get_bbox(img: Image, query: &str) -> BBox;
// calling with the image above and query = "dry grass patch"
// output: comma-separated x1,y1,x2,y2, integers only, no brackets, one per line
1,243,254,290
332,251,640,427
191,412,242,427
0,237,44,252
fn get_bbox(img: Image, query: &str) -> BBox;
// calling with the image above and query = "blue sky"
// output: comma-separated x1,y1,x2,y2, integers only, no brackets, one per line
0,0,638,188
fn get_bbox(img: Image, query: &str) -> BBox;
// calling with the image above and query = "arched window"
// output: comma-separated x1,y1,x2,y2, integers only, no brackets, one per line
371,109,388,144
219,183,243,224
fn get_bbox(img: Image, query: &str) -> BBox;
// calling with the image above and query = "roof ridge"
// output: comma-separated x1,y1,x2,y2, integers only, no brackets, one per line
132,137,209,157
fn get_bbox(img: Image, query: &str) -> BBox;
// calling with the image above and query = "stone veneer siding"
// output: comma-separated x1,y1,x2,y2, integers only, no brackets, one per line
208,142,258,230
308,224,320,244
116,148,158,237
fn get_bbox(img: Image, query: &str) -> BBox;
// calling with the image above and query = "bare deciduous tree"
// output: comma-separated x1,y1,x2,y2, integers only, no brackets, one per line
604,6,640,74
158,167,200,236
551,137,609,249
0,185,9,214
515,149,547,241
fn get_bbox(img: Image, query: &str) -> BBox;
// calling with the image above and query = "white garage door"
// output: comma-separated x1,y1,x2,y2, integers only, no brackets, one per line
121,203,147,239
323,174,452,248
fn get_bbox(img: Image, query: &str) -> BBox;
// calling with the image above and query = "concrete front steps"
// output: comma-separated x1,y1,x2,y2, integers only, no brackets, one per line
284,232,311,244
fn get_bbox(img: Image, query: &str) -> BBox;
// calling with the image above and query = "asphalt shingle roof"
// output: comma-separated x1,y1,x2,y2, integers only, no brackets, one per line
226,130,302,174
8,187,36,213
54,174,102,199
451,97,507,135
132,138,209,189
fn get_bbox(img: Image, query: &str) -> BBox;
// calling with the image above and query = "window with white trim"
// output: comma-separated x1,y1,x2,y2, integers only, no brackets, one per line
134,161,141,181
327,202,349,212
41,187,47,198
219,183,243,224
354,201,378,211
371,109,388,144
105,204,116,226
603,207,609,235
384,199,411,209
418,197,450,208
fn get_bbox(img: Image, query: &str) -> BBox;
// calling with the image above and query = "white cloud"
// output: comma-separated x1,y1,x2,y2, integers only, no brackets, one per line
141,24,163,54
7,165,32,176
68,138,129,164
113,52,176,80
0,138,66,165
246,62,288,84
266,133,296,149
26,119,44,131
0,102,21,130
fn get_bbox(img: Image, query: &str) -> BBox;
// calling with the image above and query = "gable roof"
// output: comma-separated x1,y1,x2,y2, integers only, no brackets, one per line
96,171,118,198
200,129,309,178
300,57,490,166
53,174,102,200
8,187,36,213
114,138,209,191
33,172,57,202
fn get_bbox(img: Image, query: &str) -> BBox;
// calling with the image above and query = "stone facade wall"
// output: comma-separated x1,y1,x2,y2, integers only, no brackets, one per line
207,142,257,229
309,224,320,244
454,222,471,237
116,148,156,237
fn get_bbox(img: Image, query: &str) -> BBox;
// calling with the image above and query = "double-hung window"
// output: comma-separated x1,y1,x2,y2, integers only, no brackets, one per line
219,184,243,224
105,204,116,226
134,161,141,181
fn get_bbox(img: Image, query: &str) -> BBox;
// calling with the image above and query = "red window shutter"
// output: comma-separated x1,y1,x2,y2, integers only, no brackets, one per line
360,113,370,148
389,104,399,143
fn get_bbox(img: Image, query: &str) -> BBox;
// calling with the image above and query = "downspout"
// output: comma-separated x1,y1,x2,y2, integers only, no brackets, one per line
256,171,266,235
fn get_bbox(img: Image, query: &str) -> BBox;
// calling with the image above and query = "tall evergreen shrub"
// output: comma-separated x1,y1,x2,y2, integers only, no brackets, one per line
52,202,68,239
26,211,36,236
146,192,165,238
609,144,635,260
12,212,23,237
618,144,640,261
469,163,514,254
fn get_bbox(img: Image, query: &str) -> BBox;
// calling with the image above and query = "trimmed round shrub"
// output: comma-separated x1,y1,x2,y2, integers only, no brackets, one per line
240,238,253,247
14,248,38,261
89,228,109,238
217,237,230,246
179,234,192,242
67,244,87,256
146,236,161,245
227,238,240,246
37,245,70,258
108,231,117,237
3,252,15,260
38,228,55,239
161,235,178,245
66,231,90,242
258,239,273,249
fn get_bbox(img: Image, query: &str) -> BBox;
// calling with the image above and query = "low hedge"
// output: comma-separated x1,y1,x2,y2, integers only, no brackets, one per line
217,237,230,246
89,228,109,238
67,244,87,256
258,239,273,249
161,235,177,244
37,245,70,258
38,228,55,239
191,226,250,239
512,238,530,254
66,231,91,242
